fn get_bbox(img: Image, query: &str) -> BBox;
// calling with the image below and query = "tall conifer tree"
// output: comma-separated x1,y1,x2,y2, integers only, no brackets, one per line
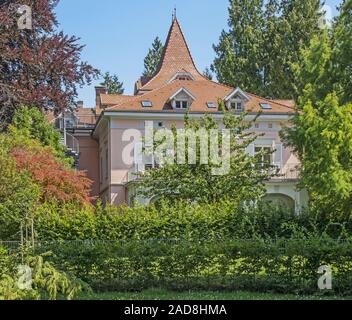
212,0,322,99
212,0,265,94
332,0,352,104
142,37,164,77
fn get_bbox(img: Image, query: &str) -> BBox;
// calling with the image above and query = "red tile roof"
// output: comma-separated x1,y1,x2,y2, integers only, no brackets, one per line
136,18,205,93
103,18,295,115
107,80,294,114
273,99,295,108
100,94,134,106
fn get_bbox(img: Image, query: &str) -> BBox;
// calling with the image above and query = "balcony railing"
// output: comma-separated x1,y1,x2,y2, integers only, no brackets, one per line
53,115,98,131
126,162,300,183
270,163,300,180
64,116,97,129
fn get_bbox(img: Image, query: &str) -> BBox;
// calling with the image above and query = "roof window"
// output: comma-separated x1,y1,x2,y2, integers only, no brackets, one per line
260,103,272,110
141,101,153,108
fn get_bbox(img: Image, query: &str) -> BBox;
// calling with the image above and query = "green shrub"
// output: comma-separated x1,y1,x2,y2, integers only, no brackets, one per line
21,238,352,295
0,246,90,300
32,199,349,241
10,106,71,165
3,192,352,296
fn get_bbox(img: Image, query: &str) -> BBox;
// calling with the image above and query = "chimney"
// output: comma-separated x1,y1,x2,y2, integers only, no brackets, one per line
95,86,107,112
77,100,84,108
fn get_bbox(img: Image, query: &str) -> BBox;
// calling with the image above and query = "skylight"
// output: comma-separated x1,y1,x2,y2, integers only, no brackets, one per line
260,103,272,110
141,101,153,108
207,102,215,109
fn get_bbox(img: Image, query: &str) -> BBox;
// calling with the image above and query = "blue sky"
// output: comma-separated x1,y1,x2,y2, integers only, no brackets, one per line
55,0,343,107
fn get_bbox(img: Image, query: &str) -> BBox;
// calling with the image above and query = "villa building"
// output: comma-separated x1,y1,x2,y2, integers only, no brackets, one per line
57,17,308,211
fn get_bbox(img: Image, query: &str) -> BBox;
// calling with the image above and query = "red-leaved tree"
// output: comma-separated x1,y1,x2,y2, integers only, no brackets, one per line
0,0,99,129
11,146,93,206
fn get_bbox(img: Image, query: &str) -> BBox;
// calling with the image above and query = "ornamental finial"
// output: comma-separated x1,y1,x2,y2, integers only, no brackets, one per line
172,6,177,21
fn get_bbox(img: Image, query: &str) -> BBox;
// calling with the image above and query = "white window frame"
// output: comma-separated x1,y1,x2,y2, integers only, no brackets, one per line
173,99,189,109
105,149,109,181
254,145,273,166
230,99,244,111
224,87,250,111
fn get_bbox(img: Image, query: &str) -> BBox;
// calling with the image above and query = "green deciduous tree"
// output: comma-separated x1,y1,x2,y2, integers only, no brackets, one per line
142,37,164,77
10,106,68,163
0,139,40,240
283,94,352,216
0,124,93,240
100,72,124,95
282,2,352,216
135,111,274,204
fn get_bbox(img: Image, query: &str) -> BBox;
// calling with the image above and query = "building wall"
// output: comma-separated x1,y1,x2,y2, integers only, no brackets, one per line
98,121,110,198
111,185,127,205
76,136,100,198
109,118,145,205
105,116,305,208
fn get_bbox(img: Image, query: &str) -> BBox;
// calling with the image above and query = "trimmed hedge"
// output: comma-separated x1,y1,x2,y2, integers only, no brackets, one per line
33,200,346,241
6,238,349,295
3,200,352,295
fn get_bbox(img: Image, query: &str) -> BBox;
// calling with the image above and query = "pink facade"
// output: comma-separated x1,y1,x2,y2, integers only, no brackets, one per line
76,136,100,198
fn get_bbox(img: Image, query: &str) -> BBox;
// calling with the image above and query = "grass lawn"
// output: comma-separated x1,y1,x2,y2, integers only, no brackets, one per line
78,289,352,300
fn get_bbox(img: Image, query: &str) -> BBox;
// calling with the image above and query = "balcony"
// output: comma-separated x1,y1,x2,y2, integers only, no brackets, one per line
270,163,300,181
64,115,97,130
53,114,98,131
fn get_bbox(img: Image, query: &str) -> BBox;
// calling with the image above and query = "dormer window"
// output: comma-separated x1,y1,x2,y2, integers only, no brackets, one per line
169,87,196,110
224,87,250,112
230,100,243,111
175,100,189,109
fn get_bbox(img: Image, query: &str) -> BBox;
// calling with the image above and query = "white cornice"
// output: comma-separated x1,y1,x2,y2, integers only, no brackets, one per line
92,111,293,138
103,111,292,121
